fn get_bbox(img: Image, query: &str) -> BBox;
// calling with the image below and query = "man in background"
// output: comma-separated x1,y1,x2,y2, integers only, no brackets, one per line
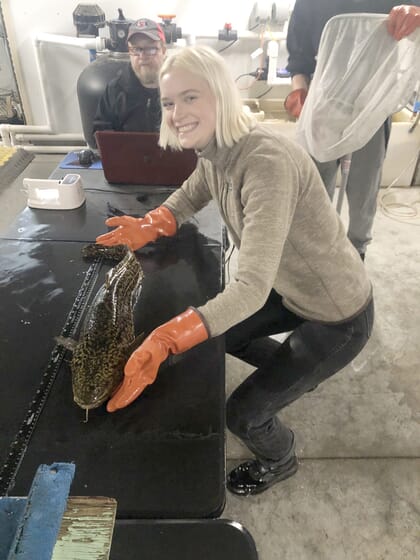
93,18,166,135
284,2,420,260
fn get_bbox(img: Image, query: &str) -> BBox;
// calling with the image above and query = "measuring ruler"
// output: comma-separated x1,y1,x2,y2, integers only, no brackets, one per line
0,256,103,496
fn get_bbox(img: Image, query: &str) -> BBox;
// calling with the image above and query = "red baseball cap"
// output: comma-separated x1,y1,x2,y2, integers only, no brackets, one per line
127,18,166,43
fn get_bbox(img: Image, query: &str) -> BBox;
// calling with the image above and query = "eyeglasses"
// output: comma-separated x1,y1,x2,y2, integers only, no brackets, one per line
128,46,160,57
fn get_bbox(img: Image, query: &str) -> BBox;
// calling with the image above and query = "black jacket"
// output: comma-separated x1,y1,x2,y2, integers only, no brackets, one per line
93,63,161,133
286,0,420,76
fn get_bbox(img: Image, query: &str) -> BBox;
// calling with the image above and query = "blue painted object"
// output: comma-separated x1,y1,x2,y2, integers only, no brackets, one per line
0,463,75,560
59,152,103,170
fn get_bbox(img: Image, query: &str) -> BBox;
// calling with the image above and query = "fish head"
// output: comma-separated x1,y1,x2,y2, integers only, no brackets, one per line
71,342,125,410
72,379,117,410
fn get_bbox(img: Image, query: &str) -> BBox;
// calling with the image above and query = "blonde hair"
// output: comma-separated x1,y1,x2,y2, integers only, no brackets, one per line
159,45,255,150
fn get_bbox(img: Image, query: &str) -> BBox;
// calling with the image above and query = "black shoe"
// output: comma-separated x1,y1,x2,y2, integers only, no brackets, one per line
227,453,298,496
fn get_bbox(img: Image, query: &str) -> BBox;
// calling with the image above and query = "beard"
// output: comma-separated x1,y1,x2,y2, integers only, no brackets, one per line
133,64,159,87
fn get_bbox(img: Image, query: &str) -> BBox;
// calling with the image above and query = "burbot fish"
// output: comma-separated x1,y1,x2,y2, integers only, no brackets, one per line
57,244,144,416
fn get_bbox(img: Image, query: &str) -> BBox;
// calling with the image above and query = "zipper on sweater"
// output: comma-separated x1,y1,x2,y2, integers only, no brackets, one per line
221,177,232,219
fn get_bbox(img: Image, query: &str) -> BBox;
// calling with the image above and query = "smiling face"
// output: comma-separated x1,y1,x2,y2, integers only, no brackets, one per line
160,68,217,150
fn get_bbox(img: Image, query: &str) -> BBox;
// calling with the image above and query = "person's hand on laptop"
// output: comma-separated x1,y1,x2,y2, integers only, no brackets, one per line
96,206,177,251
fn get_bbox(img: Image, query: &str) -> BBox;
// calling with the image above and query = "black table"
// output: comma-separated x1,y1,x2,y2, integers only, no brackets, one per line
0,163,226,519
4,166,224,248
110,520,258,560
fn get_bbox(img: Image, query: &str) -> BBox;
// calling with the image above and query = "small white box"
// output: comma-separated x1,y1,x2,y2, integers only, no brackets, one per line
24,174,86,210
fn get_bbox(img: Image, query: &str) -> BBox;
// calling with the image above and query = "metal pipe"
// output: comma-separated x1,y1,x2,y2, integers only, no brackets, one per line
182,30,287,46
266,38,289,85
17,145,86,154
0,32,106,151
35,33,105,52
337,154,353,214
0,123,51,146
14,133,86,142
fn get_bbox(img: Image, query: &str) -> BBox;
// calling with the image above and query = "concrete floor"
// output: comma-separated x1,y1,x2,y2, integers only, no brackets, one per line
1,155,419,559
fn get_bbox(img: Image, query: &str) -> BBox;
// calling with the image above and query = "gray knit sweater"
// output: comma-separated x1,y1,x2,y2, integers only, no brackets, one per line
163,124,372,337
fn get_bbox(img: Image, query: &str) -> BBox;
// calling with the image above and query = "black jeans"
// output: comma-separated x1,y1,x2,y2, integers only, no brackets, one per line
226,290,374,461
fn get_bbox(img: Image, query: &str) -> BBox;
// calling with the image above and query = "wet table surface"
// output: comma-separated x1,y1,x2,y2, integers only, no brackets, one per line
0,161,227,519
4,166,224,247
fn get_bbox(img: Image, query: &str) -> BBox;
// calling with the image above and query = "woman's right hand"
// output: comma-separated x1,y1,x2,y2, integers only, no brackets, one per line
96,206,177,251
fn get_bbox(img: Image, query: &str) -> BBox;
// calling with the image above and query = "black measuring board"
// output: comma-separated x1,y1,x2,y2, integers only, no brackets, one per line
0,240,104,495
0,241,92,471
1,233,226,518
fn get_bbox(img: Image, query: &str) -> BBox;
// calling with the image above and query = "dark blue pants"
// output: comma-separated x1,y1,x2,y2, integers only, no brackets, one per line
226,290,374,461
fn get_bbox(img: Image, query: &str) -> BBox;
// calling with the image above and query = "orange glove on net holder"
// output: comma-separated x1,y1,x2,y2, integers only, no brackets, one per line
284,88,308,119
107,308,209,412
387,5,420,40
95,206,177,251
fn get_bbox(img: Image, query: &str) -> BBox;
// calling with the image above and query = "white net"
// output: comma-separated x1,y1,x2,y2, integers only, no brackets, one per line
296,13,420,162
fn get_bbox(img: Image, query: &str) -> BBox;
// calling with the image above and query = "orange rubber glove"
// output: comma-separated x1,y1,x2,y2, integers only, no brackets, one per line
96,206,177,251
284,88,308,119
387,5,420,40
107,308,209,412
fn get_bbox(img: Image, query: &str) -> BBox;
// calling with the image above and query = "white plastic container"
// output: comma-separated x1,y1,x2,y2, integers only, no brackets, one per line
24,173,86,209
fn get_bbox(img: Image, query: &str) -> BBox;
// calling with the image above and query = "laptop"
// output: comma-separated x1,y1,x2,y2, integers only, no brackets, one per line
95,130,198,186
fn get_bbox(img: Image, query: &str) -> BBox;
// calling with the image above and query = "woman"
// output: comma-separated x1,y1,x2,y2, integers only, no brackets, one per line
96,45,374,496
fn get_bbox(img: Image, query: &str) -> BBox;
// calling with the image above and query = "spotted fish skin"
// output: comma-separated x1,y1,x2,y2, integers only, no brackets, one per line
81,243,128,262
70,246,143,410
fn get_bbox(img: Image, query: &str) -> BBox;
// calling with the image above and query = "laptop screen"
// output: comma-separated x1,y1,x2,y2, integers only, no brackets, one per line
96,131,197,186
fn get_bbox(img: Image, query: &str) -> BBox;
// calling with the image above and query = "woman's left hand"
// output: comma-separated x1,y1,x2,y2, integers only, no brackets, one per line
107,308,208,412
